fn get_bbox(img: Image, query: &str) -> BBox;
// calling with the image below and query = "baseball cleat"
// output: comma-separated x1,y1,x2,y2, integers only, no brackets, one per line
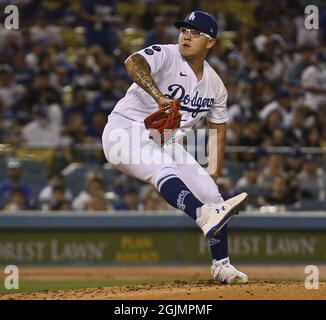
196,192,248,239
211,258,249,284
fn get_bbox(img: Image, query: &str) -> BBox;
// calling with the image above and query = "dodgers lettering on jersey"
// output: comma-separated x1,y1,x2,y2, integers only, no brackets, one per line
112,44,229,131
164,84,214,116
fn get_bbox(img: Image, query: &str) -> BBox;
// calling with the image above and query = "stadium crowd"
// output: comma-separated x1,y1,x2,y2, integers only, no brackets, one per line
0,0,325,212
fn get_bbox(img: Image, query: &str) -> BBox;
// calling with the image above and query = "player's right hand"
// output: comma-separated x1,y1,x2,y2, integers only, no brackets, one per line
157,96,176,111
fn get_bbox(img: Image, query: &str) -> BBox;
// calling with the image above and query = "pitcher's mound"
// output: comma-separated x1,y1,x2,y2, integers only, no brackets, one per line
2,280,325,300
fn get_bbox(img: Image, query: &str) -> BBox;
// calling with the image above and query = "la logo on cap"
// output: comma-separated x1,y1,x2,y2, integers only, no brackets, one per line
188,12,196,20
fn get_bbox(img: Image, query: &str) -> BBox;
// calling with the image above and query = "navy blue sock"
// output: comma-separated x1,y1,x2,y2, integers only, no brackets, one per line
208,224,228,261
159,177,203,220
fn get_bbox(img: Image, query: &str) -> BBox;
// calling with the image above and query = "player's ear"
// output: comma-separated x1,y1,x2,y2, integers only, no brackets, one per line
207,38,216,50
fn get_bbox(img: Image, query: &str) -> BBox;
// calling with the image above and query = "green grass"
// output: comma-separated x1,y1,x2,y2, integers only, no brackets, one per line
0,279,168,295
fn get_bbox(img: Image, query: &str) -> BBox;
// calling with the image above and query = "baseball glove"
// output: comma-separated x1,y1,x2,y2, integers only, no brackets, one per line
144,100,181,146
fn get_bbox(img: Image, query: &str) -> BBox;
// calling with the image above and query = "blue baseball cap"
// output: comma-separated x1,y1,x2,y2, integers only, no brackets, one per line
174,11,218,38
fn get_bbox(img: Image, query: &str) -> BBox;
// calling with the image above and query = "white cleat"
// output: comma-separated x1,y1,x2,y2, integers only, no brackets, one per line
211,258,249,284
196,192,248,239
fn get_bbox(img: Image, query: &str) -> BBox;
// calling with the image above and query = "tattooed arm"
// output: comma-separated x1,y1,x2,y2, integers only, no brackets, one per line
124,54,173,106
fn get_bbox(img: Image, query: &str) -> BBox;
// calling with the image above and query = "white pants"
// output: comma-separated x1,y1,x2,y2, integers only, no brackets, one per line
102,113,223,204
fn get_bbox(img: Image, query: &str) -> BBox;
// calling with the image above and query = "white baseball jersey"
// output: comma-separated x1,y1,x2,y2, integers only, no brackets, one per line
112,44,229,133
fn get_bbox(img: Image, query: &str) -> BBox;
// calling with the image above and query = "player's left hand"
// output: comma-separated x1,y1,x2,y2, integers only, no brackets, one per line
144,100,181,146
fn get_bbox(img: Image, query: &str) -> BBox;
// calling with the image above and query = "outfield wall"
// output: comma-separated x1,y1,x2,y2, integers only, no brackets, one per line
0,211,325,265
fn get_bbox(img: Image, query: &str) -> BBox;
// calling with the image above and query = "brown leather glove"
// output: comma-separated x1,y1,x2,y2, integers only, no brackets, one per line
144,100,181,146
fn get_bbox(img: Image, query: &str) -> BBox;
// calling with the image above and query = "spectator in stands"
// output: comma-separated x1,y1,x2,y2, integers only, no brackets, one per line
235,162,259,190
53,200,71,211
141,1,160,31
314,103,326,139
287,108,309,146
224,50,247,83
87,77,118,117
25,70,61,107
12,52,35,86
144,16,170,48
0,64,23,110
261,109,283,142
258,174,298,206
141,185,172,211
41,184,72,211
114,187,140,210
29,10,63,47
284,148,304,178
268,124,289,147
97,50,115,77
0,158,35,209
48,147,78,177
63,112,89,145
227,82,254,123
257,154,286,188
255,81,275,110
164,11,180,44
287,81,305,109
0,95,24,144
254,19,285,53
25,40,48,71
86,110,107,141
21,105,61,146
80,0,121,53
51,65,70,89
84,190,109,211
63,89,89,123
0,31,20,62
297,154,326,201
288,45,314,83
305,127,322,148
3,188,27,212
301,52,326,111
70,49,99,90
38,173,73,205
111,175,128,199
238,117,262,146
72,173,109,210
20,29,33,54
259,89,293,126
110,75,130,99
225,118,242,146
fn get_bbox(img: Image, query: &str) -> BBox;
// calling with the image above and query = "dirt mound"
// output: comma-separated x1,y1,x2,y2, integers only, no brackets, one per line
1,281,325,300
1,265,325,300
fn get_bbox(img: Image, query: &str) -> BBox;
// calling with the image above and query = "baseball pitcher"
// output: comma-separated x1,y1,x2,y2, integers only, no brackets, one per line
102,11,248,284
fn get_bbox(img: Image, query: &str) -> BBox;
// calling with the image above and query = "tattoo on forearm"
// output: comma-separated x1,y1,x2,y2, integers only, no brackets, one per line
125,54,163,102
